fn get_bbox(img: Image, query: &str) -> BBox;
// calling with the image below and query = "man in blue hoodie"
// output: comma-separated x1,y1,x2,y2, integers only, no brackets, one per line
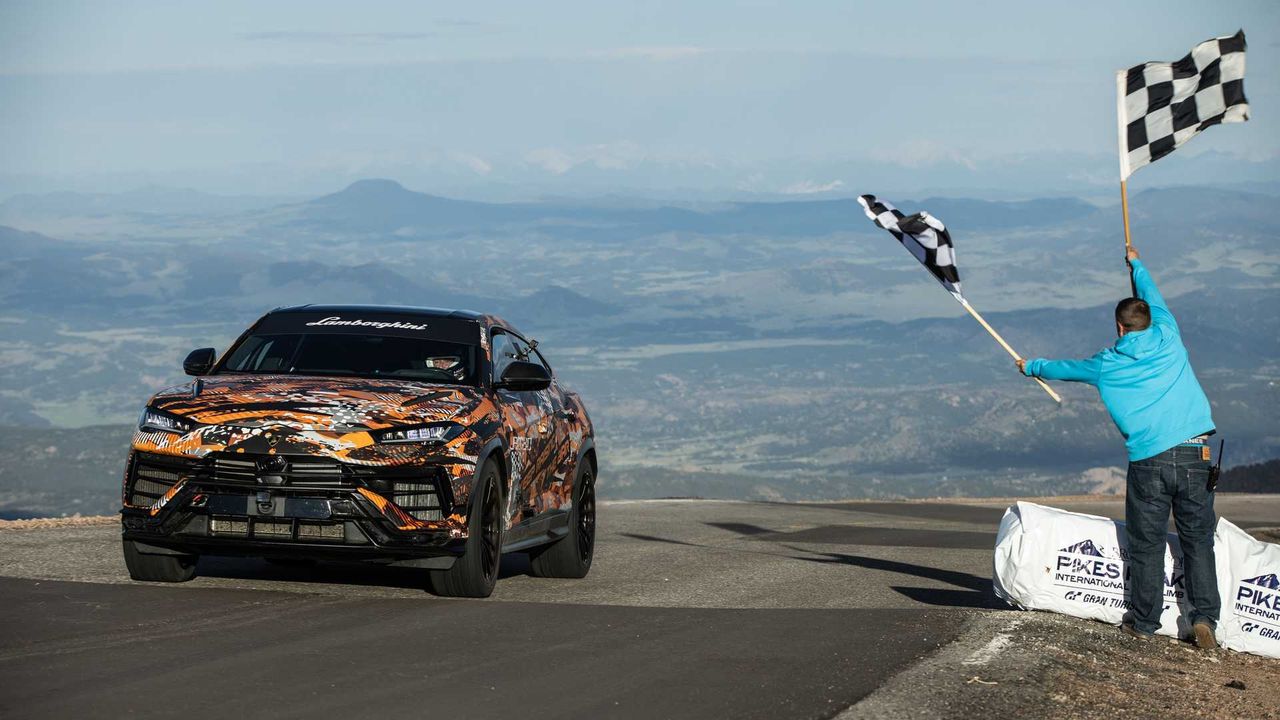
1017,246,1219,650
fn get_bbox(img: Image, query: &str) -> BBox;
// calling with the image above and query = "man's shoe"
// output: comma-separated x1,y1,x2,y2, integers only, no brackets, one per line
1120,622,1153,640
1192,622,1218,650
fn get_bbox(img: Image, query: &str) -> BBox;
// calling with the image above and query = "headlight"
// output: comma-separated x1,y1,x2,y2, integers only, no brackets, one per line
374,422,465,445
139,407,194,434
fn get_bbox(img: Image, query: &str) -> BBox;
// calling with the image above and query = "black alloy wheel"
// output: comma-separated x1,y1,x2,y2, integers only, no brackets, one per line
529,463,596,579
576,470,596,563
428,460,503,597
479,471,501,584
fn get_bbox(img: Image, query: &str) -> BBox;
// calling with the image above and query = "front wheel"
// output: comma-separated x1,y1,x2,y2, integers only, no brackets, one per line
428,460,503,597
529,463,595,579
122,539,198,582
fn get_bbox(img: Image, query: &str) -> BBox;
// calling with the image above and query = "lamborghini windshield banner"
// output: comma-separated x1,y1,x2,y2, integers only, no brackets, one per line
253,312,479,343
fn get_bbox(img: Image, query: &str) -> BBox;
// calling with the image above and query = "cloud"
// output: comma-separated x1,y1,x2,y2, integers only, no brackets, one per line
870,139,978,170
523,142,645,175
524,148,576,175
452,152,493,176
238,32,435,44
598,46,709,62
780,179,845,195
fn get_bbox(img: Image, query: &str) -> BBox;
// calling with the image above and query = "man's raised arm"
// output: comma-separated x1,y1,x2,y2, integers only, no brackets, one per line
1128,247,1178,333
1017,354,1103,385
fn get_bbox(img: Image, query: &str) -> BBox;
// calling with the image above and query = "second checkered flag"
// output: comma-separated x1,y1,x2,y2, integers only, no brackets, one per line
1117,30,1250,180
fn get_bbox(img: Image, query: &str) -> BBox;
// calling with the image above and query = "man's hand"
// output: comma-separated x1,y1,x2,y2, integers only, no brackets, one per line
1016,359,1027,375
1126,245,1140,262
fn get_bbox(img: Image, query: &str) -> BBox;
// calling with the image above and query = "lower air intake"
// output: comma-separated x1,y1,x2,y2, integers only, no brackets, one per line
298,523,345,541
127,457,185,507
391,482,443,521
209,517,249,536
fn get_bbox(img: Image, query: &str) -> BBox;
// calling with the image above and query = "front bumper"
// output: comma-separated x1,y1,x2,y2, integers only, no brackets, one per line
120,450,471,561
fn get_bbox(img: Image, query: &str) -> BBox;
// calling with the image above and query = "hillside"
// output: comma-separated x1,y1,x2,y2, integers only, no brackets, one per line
0,182,1277,511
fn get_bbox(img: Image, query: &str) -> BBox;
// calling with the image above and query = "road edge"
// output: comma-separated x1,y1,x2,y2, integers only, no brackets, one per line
835,609,1054,719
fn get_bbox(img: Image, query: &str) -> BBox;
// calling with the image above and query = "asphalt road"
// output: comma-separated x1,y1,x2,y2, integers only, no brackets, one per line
2,495,1277,719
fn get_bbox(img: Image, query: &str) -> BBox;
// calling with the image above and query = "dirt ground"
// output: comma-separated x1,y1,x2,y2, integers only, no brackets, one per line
1037,616,1280,720
0,515,116,531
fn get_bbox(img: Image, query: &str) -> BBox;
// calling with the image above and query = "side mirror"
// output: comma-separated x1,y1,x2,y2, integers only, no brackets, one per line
495,361,551,392
183,348,217,376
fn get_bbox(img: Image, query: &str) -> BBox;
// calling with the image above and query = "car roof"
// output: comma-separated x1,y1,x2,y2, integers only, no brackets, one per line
269,304,518,332
272,304,482,320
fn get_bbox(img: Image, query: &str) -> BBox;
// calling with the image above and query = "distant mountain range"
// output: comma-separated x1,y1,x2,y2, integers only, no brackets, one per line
0,179,1276,513
277,179,1102,237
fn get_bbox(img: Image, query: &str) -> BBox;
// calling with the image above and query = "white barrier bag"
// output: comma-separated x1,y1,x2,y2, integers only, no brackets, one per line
993,501,1189,637
1213,519,1280,659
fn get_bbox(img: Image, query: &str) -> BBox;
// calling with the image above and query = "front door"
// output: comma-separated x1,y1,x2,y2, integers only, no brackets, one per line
490,330,555,523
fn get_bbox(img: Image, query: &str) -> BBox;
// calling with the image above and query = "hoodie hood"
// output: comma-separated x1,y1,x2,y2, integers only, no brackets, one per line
1113,327,1164,361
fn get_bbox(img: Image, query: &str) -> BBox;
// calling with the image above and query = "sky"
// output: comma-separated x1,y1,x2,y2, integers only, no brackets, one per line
1,0,1277,200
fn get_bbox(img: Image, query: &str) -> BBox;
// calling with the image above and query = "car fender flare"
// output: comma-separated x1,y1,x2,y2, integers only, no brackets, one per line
574,437,597,489
474,436,509,508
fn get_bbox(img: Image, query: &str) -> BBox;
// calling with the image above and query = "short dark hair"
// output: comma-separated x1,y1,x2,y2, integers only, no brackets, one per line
1115,297,1151,332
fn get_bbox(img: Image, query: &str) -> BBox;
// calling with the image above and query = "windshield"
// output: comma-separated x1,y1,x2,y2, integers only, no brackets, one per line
220,333,479,385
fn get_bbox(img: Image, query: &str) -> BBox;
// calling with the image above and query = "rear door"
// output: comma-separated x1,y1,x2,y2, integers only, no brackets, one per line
529,342,576,509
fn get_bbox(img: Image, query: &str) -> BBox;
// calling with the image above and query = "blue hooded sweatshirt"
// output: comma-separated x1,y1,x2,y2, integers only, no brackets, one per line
1023,259,1214,462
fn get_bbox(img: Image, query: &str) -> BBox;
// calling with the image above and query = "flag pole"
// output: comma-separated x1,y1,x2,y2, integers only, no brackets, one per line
1116,70,1138,295
1120,180,1132,250
1121,180,1137,296
957,298,1062,403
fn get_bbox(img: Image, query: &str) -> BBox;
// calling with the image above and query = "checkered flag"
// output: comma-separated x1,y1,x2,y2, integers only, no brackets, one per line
1118,30,1249,180
857,195,962,301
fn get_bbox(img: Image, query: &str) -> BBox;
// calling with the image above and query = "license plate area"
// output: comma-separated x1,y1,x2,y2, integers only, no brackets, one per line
205,493,333,519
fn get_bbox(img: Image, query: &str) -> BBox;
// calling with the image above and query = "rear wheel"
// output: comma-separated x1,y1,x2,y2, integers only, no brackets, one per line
428,460,503,597
529,462,595,579
122,539,198,582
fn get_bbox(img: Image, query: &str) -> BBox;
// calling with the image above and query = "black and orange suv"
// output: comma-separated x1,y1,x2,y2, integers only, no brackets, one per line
120,305,597,597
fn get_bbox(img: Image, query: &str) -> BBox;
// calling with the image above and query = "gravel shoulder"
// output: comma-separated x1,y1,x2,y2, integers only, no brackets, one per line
845,610,1280,720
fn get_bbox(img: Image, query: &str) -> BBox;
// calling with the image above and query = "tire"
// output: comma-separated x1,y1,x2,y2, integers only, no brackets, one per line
529,462,595,579
428,460,504,598
122,539,198,582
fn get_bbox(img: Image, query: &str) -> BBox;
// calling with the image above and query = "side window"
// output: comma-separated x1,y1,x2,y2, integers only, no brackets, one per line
528,344,551,375
490,331,517,381
490,330,551,381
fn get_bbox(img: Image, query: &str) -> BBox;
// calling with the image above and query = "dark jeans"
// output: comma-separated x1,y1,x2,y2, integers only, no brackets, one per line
1125,445,1220,635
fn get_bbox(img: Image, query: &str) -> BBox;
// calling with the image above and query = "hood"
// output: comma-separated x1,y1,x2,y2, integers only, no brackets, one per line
149,374,484,432
1113,327,1164,361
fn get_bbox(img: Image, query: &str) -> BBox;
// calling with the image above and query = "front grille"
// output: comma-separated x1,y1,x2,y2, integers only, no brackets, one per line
126,450,453,525
209,455,349,487
126,454,192,507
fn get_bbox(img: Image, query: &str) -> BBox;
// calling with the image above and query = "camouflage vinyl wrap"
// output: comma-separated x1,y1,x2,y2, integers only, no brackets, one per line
129,365,591,535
